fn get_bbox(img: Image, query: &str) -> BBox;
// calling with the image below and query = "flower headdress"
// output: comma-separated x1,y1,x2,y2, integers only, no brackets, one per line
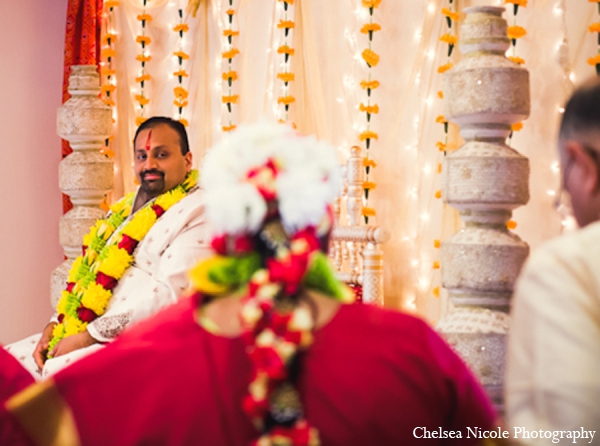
191,121,353,445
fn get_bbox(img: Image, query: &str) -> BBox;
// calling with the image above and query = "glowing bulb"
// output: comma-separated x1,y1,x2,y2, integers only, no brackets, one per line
421,212,430,221
547,190,556,197
414,29,422,41
423,164,432,175
427,3,435,13
427,49,435,60
553,4,563,15
569,72,576,83
336,97,344,103
551,161,560,173
411,259,419,268
558,106,565,114
426,95,434,107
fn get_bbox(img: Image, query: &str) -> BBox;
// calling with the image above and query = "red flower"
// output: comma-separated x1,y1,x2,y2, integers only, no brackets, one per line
82,245,88,256
96,271,118,290
234,235,254,253
77,305,98,323
242,393,269,420
270,312,292,336
211,235,228,255
118,234,138,254
267,253,309,295
271,420,312,445
292,227,320,252
66,282,75,293
211,234,255,255
57,313,64,323
248,346,287,380
151,203,165,218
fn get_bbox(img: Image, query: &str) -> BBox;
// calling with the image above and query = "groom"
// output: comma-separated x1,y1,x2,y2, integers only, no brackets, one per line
6,116,210,379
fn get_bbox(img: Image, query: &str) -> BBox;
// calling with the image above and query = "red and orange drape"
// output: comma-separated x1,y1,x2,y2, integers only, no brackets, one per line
61,0,104,213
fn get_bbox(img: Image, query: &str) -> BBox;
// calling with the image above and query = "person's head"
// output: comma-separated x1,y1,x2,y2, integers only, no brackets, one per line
133,117,192,202
558,77,600,227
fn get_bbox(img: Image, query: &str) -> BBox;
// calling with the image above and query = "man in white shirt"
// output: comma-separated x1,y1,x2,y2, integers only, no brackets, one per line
506,78,600,435
6,117,211,379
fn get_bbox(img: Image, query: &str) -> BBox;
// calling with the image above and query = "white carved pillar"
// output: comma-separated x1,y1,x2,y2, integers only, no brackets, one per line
51,65,113,308
436,7,530,408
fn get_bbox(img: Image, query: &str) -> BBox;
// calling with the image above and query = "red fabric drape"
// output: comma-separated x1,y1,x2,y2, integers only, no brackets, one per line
61,0,104,214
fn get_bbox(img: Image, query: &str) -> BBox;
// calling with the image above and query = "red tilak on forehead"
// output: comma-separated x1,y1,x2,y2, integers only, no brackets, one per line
144,130,152,151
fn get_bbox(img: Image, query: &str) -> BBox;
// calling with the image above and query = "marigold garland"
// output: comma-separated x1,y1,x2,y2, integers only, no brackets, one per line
173,8,191,127
100,1,118,169
221,0,240,132
588,7,600,75
134,1,151,125
276,1,295,124
49,171,199,352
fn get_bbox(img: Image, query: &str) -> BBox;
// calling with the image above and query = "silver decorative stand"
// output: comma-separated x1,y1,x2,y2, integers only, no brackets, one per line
436,6,530,408
51,65,113,308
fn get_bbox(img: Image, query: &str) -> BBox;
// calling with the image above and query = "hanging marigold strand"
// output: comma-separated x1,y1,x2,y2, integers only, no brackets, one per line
358,0,382,224
587,0,600,75
172,8,190,127
276,0,295,125
221,0,240,132
135,0,152,127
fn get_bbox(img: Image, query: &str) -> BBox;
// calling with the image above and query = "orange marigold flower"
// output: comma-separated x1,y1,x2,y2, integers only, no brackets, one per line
512,122,523,132
361,207,376,217
102,33,117,45
363,158,377,168
174,51,190,60
434,239,441,249
590,0,600,2
505,0,527,5
437,62,453,73
136,54,152,63
134,95,149,106
174,99,189,108
226,8,235,15
104,0,119,8
433,287,440,298
135,116,146,127
222,48,240,59
277,20,295,29
100,148,115,159
437,163,442,173
136,35,151,45
359,103,379,114
101,48,116,59
277,72,295,83
223,29,240,37
362,49,380,68
507,26,526,39
173,24,189,33
101,84,116,94
173,70,189,78
589,23,600,33
439,33,457,45
437,90,444,99
441,8,460,21
362,0,382,8
135,74,151,83
588,54,600,66
277,0,294,4
363,181,376,190
277,45,295,56
222,70,238,81
506,220,518,230
174,86,189,99
103,97,115,107
360,23,382,34
277,95,295,105
433,261,440,269
179,118,189,127
436,141,447,151
222,94,240,104
222,124,237,132
435,190,442,199
137,13,152,22
359,130,378,141
360,80,380,90
101,66,116,76
508,56,525,65
435,115,447,124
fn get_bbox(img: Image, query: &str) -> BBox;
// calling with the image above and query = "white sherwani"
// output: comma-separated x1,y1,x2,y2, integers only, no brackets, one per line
505,221,600,437
6,187,210,379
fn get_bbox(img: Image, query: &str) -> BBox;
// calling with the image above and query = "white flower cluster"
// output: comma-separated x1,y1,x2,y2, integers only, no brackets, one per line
201,120,343,237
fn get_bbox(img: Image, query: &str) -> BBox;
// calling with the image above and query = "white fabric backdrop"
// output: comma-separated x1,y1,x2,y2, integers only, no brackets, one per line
102,0,597,321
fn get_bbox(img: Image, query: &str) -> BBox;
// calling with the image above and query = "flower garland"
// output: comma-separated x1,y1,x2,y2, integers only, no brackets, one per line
276,0,295,124
221,5,240,130
220,0,240,132
358,0,382,224
173,8,190,128
49,171,199,352
134,1,152,127
506,0,527,140
588,0,600,75
195,122,353,445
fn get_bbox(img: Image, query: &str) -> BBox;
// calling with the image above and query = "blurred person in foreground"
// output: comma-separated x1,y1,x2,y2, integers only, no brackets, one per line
2,121,499,445
506,78,600,435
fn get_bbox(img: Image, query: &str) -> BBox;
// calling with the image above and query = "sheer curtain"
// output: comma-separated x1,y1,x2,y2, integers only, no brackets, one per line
100,0,594,320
